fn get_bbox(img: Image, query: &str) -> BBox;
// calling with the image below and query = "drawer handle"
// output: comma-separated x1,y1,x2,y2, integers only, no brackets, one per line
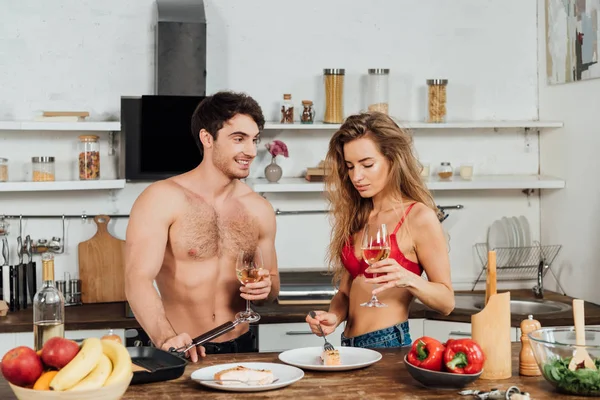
449,331,471,337
285,331,314,336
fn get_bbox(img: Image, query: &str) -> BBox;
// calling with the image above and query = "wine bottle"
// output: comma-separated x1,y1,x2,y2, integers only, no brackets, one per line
33,252,65,351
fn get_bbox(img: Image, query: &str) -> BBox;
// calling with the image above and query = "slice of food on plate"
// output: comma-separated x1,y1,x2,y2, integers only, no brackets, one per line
214,365,274,386
321,349,341,366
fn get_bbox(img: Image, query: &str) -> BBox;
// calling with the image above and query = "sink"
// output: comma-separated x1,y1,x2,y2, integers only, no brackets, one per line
416,294,572,315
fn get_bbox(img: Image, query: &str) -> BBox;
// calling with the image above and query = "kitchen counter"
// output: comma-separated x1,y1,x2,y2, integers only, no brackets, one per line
0,342,591,399
0,290,598,334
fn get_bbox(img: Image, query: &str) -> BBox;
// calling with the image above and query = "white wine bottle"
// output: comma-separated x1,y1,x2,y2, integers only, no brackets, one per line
33,252,65,351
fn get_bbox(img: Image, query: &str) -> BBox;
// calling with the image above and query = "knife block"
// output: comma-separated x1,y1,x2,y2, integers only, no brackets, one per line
471,291,512,380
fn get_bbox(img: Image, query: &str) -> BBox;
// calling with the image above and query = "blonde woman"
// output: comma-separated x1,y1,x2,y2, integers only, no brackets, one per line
305,112,454,348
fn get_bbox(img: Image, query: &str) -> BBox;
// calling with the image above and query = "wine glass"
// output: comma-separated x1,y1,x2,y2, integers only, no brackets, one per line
235,247,264,323
360,223,390,308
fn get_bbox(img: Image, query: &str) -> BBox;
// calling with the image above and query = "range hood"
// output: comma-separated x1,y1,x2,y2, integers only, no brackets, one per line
155,0,207,96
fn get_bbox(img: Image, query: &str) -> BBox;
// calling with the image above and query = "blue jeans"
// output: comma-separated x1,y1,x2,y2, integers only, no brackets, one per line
341,321,412,349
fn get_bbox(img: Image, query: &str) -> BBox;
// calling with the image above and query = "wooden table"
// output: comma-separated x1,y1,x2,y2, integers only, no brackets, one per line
0,343,595,399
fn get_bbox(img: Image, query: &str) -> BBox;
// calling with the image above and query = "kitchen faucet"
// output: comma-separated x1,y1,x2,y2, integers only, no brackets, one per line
532,260,546,299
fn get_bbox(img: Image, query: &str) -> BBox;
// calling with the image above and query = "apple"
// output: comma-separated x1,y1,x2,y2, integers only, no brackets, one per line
1,346,43,387
41,337,80,369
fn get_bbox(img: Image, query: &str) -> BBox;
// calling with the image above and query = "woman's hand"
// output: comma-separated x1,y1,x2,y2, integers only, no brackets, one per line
364,258,419,295
305,311,338,336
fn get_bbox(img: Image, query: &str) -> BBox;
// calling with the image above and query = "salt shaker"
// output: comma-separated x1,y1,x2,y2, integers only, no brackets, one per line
519,314,542,376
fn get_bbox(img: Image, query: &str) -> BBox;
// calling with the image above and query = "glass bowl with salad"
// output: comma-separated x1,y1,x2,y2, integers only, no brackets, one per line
529,327,600,396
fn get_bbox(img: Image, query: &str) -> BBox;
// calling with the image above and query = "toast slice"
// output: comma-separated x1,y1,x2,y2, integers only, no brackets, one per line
214,365,274,385
321,349,341,366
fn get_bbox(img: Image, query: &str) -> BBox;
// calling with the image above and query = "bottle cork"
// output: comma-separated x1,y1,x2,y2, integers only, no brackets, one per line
519,314,542,376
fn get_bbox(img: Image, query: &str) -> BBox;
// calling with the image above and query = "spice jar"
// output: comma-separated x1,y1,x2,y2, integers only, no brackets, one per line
280,94,294,124
0,158,7,182
437,162,453,180
300,100,315,124
78,135,100,180
427,79,448,123
367,68,390,114
32,157,55,182
323,68,345,123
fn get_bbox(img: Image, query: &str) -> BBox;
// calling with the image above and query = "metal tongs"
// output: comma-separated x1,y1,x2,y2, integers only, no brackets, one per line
168,317,246,358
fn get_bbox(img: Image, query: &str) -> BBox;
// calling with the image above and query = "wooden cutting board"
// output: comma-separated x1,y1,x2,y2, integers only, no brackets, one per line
471,250,512,380
78,215,126,303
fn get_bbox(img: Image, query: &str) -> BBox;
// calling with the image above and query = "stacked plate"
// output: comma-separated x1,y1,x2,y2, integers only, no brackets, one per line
487,216,532,267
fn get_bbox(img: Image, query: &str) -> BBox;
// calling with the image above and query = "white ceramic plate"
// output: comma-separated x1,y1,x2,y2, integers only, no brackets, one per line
191,362,304,392
487,219,510,266
518,215,532,247
278,346,382,371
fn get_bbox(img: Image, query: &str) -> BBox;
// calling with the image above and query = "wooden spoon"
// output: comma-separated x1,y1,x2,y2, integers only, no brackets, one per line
568,299,597,370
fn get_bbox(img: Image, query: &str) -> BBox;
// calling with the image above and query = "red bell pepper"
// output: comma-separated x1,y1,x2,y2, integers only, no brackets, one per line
407,336,445,371
443,338,485,374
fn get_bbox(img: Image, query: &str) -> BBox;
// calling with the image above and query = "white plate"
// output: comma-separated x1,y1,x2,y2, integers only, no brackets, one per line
191,362,304,392
518,215,532,247
487,219,510,266
278,346,382,371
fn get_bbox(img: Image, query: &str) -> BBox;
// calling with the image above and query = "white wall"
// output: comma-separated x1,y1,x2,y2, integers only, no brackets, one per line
538,0,600,302
0,0,543,296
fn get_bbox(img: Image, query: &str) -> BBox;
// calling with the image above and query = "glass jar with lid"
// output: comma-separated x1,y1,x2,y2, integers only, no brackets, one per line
32,157,55,182
300,100,315,124
0,158,7,182
323,68,345,123
367,68,390,114
78,135,100,180
437,161,453,180
280,94,294,124
427,79,448,123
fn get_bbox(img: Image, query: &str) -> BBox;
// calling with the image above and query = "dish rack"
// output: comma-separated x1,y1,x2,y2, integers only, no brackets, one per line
472,242,564,292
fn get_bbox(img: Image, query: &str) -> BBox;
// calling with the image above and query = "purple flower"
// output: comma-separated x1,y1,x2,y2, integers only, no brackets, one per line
265,140,289,158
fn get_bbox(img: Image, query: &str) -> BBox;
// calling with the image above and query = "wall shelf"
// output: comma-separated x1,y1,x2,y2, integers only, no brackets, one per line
246,175,565,193
0,180,126,192
0,121,121,131
263,121,563,130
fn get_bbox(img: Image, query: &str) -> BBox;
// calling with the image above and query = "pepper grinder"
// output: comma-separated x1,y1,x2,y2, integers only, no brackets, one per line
519,314,542,376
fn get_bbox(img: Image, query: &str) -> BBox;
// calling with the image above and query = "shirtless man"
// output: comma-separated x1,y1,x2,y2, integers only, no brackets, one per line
125,91,279,362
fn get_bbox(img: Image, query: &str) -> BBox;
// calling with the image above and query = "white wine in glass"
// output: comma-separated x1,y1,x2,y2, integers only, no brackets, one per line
235,248,264,322
361,223,390,308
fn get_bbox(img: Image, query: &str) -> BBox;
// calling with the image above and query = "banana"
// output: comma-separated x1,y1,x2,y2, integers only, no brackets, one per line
67,353,113,391
49,337,103,391
101,338,133,387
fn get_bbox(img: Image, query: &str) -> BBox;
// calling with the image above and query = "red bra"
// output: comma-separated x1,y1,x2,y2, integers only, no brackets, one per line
341,202,423,279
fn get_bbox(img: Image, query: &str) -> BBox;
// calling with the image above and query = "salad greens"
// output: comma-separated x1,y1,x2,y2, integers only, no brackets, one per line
543,356,600,395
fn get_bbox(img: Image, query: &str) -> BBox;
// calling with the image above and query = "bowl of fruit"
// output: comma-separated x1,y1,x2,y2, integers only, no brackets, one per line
404,336,484,389
2,335,133,400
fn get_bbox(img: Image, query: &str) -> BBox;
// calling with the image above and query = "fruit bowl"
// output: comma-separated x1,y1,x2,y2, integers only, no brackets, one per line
529,327,600,396
8,373,133,400
403,354,482,389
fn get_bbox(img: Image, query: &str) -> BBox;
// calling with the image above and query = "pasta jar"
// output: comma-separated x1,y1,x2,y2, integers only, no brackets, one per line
32,157,55,182
426,79,448,123
78,135,100,180
300,100,315,124
323,68,345,123
367,68,390,114
0,158,7,182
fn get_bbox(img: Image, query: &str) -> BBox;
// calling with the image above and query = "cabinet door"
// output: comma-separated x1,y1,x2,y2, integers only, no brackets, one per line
65,329,125,343
424,320,519,342
408,318,424,341
423,320,473,342
258,323,345,353
0,333,16,359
